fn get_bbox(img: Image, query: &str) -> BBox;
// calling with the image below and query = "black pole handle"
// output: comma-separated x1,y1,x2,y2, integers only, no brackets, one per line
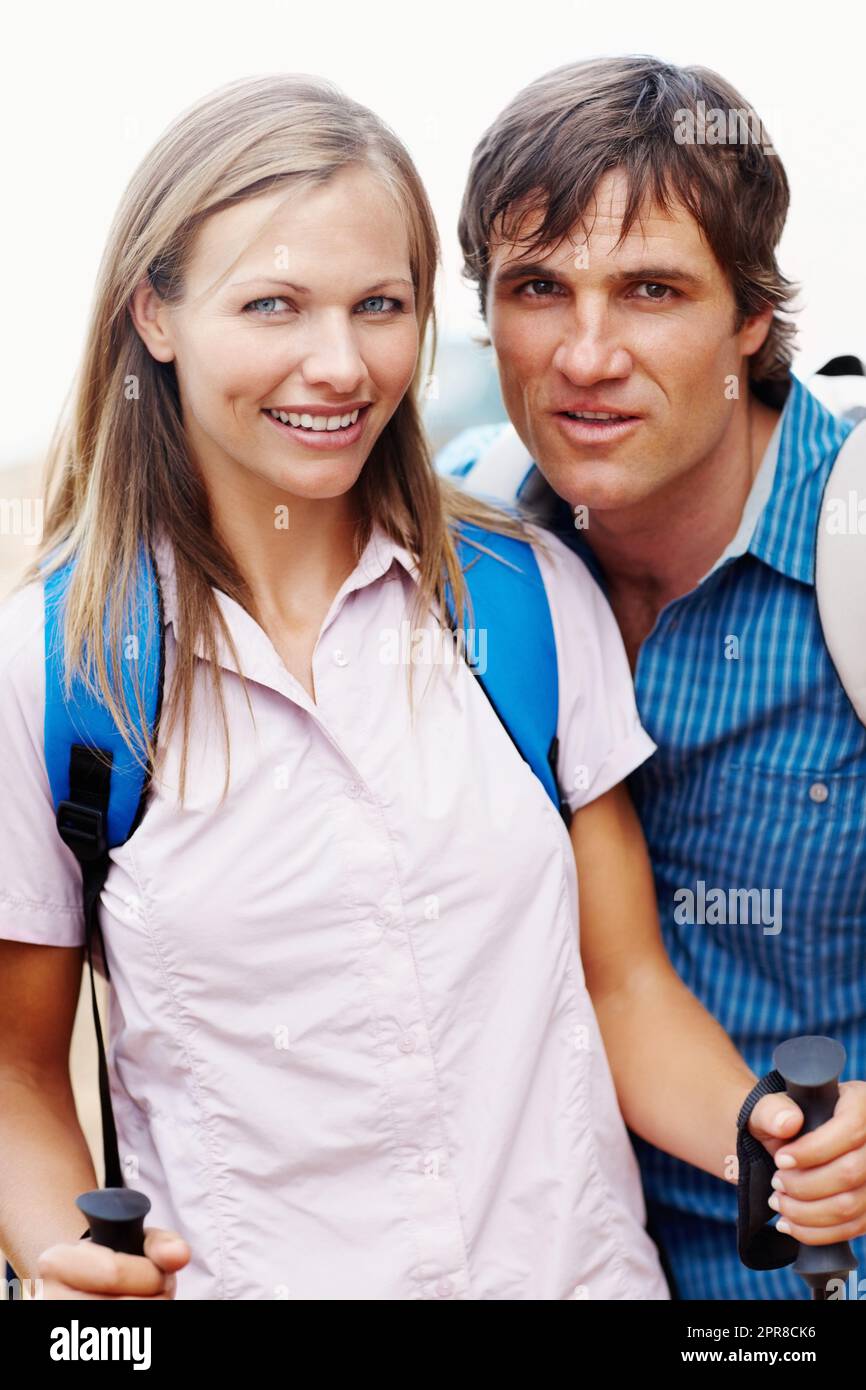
75,1187,151,1257
772,1036,859,1299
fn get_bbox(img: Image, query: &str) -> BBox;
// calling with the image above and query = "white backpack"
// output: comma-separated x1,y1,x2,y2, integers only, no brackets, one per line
459,361,866,728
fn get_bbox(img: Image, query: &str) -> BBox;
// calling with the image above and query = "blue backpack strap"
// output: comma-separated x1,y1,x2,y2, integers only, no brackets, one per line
43,541,163,852
445,521,568,821
42,540,164,1189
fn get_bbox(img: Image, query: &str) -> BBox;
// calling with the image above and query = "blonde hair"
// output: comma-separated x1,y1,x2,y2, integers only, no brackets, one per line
23,73,528,803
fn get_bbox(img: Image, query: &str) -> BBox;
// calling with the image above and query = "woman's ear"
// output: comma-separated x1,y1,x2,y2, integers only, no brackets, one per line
129,279,176,363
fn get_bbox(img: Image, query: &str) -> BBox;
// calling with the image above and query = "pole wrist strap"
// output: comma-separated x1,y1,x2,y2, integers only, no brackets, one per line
736,1070,799,1270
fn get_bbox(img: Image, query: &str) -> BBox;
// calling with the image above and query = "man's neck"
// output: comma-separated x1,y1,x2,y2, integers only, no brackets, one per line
585,393,782,667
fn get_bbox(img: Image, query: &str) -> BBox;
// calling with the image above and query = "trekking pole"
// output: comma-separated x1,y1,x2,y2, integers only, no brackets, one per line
75,1187,151,1257
773,1036,859,1300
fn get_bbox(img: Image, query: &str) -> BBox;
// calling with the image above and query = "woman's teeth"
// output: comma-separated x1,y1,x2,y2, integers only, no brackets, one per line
267,407,361,431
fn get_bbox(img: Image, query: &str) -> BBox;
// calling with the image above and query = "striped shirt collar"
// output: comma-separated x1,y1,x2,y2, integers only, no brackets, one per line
546,372,853,590
746,372,854,586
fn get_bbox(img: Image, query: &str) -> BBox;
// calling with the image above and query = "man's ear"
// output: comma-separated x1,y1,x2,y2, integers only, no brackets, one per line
129,280,176,363
738,304,774,361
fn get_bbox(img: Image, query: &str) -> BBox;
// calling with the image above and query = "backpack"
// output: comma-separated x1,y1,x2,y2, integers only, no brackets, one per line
438,358,866,728
40,523,567,1189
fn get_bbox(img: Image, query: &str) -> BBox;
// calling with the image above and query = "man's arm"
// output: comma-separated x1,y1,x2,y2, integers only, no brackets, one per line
571,779,759,1181
572,781,866,1245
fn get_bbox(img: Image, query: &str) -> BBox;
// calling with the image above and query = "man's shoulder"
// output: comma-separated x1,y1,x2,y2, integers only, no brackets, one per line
747,374,857,577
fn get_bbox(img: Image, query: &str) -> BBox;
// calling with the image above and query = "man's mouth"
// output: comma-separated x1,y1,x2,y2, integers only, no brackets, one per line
560,410,636,423
555,408,641,441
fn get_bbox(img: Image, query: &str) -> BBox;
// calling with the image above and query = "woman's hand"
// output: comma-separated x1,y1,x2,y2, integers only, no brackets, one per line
36,1226,191,1299
749,1081,866,1245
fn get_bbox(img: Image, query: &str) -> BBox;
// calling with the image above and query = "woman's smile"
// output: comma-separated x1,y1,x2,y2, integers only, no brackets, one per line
261,401,372,450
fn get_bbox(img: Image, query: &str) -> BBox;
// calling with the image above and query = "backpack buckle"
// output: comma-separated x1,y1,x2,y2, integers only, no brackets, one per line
56,801,108,861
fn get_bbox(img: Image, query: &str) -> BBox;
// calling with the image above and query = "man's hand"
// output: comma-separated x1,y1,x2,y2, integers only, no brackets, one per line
749,1082,866,1245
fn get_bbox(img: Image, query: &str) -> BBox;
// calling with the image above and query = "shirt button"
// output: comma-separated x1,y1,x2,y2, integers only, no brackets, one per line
344,781,363,799
333,648,349,667
123,894,144,923
373,909,391,928
809,781,829,803
435,1278,454,1298
398,1033,416,1053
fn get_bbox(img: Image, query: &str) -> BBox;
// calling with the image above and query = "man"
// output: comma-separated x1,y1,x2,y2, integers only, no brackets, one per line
439,55,866,1300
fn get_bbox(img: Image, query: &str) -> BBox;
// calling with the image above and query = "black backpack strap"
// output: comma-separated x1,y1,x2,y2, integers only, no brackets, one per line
816,355,865,378
56,743,124,1190
736,1071,799,1270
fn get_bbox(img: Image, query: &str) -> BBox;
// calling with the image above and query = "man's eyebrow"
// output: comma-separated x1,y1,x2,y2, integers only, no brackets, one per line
607,265,705,288
228,276,415,294
492,260,705,289
491,261,560,285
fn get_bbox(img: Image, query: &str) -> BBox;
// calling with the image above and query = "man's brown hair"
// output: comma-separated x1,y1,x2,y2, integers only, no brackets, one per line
459,55,797,386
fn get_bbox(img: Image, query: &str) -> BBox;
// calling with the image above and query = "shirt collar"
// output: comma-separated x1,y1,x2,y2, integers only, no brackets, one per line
699,405,784,582
151,521,419,641
525,372,854,589
746,372,855,585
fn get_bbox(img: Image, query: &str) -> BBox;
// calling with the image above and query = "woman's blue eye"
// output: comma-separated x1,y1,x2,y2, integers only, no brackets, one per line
358,295,401,314
243,295,402,316
245,297,288,315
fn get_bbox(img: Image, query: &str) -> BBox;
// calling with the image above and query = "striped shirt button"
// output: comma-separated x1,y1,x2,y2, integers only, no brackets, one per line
808,781,829,803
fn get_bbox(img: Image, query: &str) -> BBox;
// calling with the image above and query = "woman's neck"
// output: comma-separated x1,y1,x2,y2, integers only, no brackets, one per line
210,482,363,635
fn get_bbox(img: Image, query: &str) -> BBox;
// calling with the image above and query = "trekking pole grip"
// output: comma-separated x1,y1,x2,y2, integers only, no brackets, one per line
772,1036,859,1299
75,1187,151,1257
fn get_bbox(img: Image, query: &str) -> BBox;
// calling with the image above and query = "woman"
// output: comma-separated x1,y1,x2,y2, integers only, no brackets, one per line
0,74,862,1302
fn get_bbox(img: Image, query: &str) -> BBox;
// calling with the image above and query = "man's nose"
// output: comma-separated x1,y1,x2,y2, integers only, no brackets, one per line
551,305,632,384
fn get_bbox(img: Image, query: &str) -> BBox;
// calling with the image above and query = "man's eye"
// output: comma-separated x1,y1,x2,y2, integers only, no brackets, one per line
244,297,290,315
632,282,677,302
518,280,561,298
357,296,402,314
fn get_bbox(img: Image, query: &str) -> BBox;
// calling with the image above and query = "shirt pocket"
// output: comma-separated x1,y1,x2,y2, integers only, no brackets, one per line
710,761,866,977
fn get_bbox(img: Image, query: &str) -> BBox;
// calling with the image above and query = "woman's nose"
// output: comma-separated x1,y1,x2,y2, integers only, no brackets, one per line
298,312,367,394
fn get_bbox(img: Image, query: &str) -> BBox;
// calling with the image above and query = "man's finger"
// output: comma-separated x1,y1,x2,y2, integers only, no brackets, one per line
774,1081,866,1171
775,1212,866,1246
769,1184,866,1231
748,1093,803,1145
771,1146,866,1201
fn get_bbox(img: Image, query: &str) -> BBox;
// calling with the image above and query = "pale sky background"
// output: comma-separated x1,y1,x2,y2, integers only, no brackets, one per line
2,0,864,468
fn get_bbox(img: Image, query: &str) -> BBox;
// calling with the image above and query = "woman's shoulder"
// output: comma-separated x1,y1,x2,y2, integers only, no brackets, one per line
0,576,46,710
517,526,654,808
520,521,609,623
0,574,87,946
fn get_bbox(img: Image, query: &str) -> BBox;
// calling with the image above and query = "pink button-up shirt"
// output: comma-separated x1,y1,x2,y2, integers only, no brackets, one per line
0,522,669,1300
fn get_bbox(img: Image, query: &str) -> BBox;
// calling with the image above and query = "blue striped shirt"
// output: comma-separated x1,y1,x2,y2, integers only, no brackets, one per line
438,374,866,1299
